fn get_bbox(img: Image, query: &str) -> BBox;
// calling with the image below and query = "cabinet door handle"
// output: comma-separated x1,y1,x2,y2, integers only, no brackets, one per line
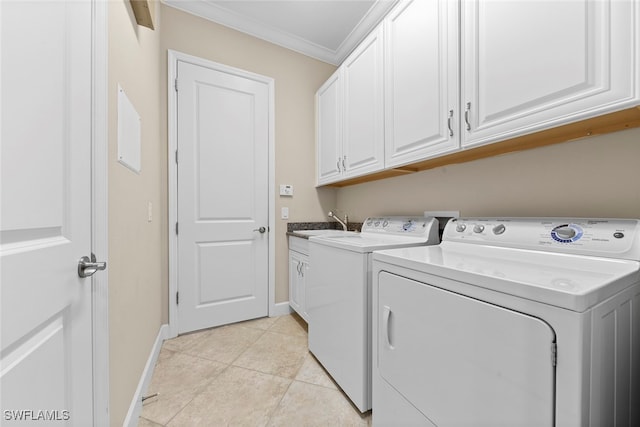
464,102,471,131
336,158,341,173
447,109,454,137
342,155,346,171
383,305,393,349
300,263,305,277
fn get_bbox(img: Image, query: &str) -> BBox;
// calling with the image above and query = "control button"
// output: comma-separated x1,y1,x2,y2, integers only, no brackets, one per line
374,220,380,227
403,221,414,231
492,224,506,235
473,225,485,233
614,232,624,239
366,219,373,226
382,220,389,228
456,224,466,232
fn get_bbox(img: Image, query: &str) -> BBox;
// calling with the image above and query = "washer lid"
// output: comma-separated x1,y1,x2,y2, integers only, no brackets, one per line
310,233,434,253
373,241,640,312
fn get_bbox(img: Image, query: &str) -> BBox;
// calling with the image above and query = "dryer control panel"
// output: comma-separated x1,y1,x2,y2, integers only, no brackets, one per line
444,218,640,261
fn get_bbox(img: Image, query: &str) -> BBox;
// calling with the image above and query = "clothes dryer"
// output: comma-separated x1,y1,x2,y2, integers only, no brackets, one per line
372,218,640,426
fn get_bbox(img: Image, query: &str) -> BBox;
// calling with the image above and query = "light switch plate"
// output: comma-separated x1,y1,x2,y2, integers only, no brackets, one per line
281,207,289,219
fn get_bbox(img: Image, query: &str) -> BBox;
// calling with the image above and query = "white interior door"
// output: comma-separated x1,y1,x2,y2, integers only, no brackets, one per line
1,0,94,424
176,60,270,334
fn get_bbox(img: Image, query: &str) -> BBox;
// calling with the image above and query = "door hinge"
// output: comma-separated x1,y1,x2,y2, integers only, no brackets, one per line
175,222,179,235
176,291,179,305
551,342,557,367
174,78,178,92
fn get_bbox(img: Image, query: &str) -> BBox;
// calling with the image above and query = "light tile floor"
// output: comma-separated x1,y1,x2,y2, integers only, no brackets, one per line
137,314,371,426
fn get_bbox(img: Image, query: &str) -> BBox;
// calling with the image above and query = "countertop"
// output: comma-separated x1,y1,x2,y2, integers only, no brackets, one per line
286,222,362,239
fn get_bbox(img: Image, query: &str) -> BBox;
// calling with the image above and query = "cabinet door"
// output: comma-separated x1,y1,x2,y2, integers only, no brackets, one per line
342,25,385,179
299,259,309,321
288,250,304,316
461,0,639,148
385,0,460,168
316,70,343,185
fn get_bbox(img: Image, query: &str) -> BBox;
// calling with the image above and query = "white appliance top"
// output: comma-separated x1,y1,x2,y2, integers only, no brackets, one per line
310,216,439,253
374,218,640,312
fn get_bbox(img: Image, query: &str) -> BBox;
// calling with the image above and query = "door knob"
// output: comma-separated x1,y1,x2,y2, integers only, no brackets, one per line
253,226,267,233
78,253,107,278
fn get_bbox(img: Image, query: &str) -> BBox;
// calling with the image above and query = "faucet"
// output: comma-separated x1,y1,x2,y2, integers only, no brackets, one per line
328,211,349,231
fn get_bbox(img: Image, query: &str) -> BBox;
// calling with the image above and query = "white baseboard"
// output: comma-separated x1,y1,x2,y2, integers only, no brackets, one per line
270,301,293,317
123,324,169,427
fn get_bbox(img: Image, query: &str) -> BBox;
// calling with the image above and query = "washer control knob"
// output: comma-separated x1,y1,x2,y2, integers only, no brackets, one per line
492,224,506,235
554,226,576,240
473,224,485,233
456,224,466,232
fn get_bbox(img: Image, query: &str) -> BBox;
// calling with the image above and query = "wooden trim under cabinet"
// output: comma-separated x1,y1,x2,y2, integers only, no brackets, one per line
326,106,640,187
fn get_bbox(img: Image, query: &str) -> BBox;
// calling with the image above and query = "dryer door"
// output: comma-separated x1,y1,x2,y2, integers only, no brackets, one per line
377,272,556,426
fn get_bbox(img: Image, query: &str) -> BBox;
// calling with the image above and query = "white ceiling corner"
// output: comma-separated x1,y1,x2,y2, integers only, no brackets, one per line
162,0,398,65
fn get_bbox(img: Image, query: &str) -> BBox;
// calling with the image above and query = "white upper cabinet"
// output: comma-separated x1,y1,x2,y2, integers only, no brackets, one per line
342,25,385,178
461,0,639,148
384,0,460,168
316,70,343,185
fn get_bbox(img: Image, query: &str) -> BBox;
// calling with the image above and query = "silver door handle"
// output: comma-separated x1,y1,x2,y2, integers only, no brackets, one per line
447,109,454,137
78,253,107,278
253,226,267,233
464,102,471,131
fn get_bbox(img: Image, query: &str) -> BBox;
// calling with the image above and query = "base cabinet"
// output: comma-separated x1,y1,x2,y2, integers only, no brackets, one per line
288,237,309,322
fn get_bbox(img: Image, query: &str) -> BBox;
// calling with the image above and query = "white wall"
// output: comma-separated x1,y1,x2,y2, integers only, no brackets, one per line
336,127,640,221
108,1,165,425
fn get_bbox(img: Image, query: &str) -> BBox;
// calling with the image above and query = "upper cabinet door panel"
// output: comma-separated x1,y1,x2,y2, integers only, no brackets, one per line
462,0,638,148
316,70,343,185
385,0,460,168
343,25,384,178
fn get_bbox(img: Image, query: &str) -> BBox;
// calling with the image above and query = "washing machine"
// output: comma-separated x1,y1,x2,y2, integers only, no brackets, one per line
372,218,640,426
306,216,440,412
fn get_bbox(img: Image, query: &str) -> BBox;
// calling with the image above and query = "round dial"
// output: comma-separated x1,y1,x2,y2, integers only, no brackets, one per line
473,224,485,233
551,224,583,243
456,224,466,232
492,224,506,235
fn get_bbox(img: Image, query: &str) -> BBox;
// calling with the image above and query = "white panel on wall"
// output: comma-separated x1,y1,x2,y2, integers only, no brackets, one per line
117,85,141,173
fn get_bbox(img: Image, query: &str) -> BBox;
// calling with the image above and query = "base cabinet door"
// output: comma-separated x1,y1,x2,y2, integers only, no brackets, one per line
288,250,309,322
461,0,639,148
384,0,460,167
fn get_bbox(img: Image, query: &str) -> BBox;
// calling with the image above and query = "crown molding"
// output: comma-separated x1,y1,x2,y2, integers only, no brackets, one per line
162,0,397,65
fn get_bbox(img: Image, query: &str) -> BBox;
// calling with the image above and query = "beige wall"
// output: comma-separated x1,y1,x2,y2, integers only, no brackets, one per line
108,1,165,425
159,4,337,305
336,127,640,221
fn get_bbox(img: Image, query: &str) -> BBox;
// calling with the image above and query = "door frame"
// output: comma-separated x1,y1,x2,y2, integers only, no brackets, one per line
91,0,109,424
167,50,275,338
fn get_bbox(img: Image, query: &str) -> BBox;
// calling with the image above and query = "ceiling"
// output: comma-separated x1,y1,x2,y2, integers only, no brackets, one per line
162,0,398,65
